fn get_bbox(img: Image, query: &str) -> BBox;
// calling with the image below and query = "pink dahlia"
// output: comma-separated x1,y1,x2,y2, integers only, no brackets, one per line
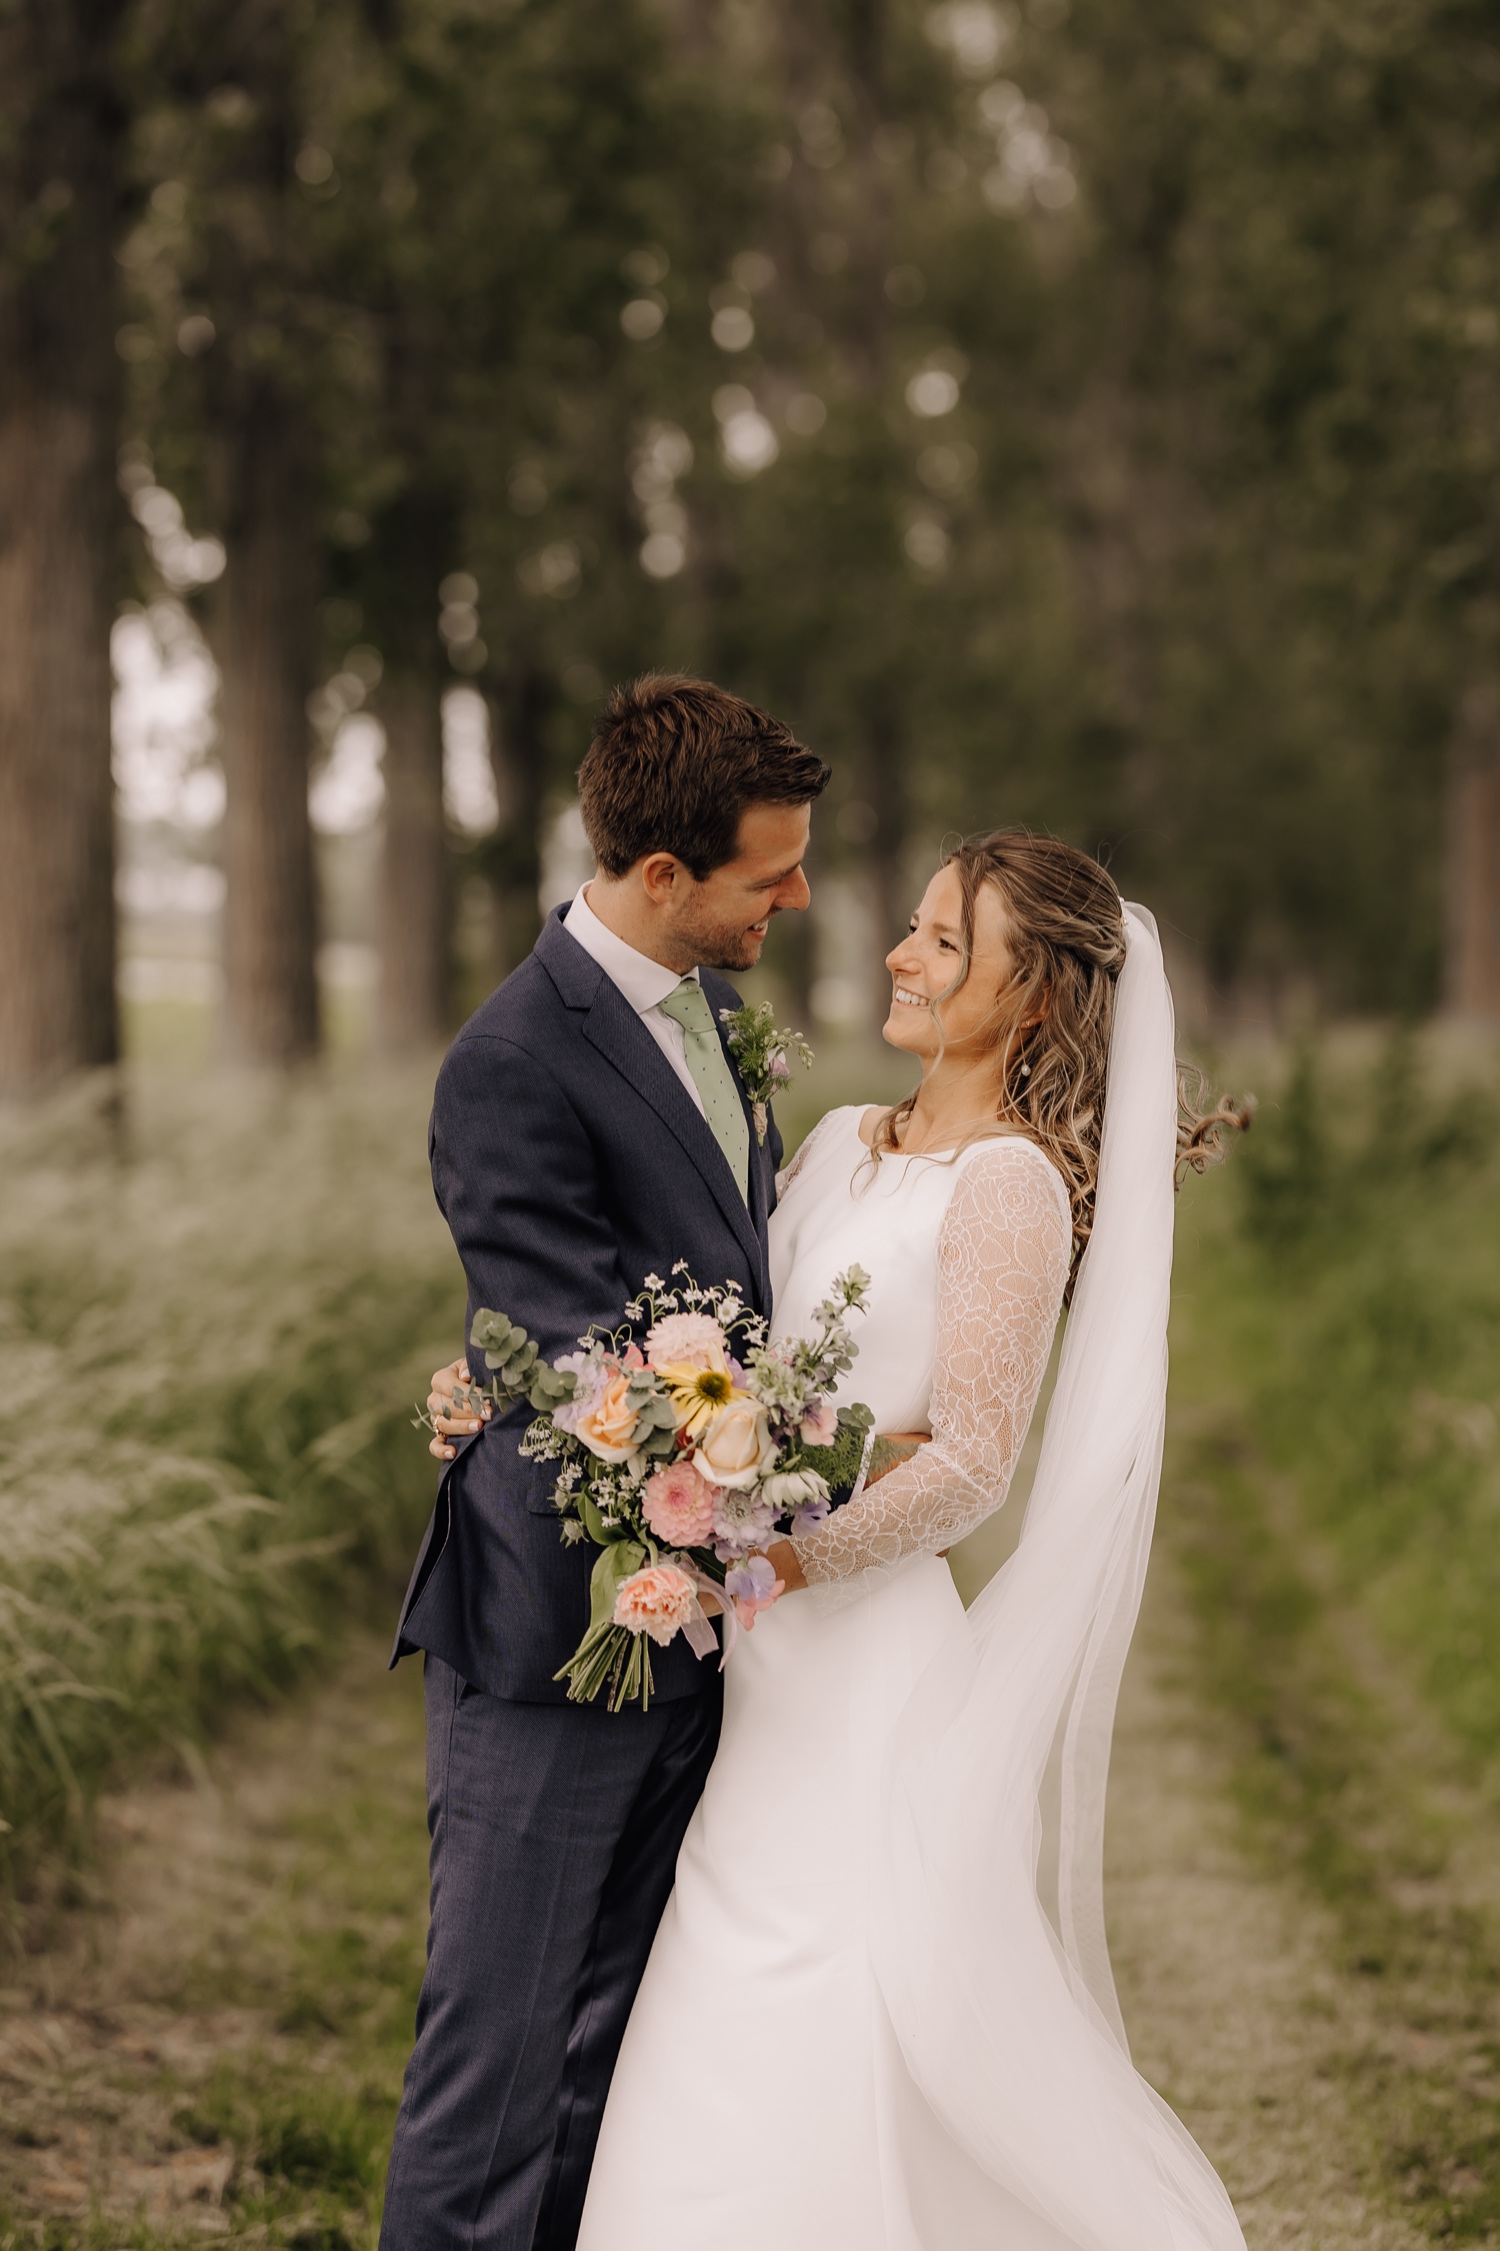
645,1311,730,1376
613,1563,701,1647
642,1461,718,1547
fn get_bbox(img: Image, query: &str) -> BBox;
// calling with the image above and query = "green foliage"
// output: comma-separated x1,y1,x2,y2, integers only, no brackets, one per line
1166,1033,1500,2237
799,1405,875,1501
0,1069,462,1898
179,2059,390,2195
1185,1036,1500,1760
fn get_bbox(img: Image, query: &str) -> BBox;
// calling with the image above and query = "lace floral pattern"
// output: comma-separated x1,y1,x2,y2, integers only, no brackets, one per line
791,1138,1072,1583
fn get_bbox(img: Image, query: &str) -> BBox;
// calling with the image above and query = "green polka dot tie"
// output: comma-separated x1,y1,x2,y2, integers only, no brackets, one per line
658,977,750,1202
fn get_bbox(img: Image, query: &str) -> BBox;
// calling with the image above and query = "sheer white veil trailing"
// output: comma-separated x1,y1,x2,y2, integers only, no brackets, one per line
872,904,1247,2251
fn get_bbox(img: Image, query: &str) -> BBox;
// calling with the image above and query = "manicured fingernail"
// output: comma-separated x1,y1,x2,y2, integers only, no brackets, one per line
443,1446,455,1459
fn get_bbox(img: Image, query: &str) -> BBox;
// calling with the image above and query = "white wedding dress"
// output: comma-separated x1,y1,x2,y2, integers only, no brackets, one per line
579,910,1247,2251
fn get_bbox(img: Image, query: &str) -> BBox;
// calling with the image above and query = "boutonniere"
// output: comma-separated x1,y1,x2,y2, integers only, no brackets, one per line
719,1001,813,1145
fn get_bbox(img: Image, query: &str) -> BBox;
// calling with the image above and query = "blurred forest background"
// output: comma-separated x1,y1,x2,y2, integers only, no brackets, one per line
7,0,1500,1086
7,1,1500,2245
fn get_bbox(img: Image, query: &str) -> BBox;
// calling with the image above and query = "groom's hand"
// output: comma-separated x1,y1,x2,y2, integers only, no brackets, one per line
428,1360,492,1461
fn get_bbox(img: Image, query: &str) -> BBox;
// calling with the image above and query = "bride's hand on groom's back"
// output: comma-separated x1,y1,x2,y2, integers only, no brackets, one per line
428,1360,492,1461
866,1433,929,1486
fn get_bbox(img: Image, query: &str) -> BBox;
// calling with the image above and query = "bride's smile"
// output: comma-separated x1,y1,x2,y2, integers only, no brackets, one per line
882,862,1017,1064
873,860,1048,1162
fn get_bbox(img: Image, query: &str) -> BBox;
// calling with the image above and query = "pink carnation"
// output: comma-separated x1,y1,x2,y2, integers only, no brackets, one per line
613,1563,701,1647
642,1461,718,1547
645,1312,730,1376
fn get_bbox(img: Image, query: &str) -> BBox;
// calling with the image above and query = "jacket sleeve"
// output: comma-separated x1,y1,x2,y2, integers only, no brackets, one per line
430,1032,628,1363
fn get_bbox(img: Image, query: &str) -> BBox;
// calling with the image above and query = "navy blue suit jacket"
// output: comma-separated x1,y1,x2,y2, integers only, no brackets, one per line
392,906,782,1704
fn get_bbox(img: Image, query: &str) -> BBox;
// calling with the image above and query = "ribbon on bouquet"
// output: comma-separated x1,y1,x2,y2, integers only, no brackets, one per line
677,1560,740,1670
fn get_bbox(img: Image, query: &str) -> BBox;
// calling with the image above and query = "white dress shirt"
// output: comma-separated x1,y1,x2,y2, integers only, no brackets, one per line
562,885,706,1115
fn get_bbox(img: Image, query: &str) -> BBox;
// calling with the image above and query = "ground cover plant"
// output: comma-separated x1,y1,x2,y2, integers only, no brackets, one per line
0,1632,432,2247
0,1068,462,1907
1166,1032,1500,2242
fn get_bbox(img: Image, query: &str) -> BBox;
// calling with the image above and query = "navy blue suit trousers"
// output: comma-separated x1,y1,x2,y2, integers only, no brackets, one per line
380,1660,721,2250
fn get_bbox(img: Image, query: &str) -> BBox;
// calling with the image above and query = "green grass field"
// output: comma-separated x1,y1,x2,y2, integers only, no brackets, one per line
1165,1034,1500,2243
5,1029,1500,2244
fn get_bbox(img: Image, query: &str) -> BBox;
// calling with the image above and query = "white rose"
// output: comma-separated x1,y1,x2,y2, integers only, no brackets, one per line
693,1397,777,1490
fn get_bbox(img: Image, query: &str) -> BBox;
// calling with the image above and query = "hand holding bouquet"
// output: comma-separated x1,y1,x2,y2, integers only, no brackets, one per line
455,1263,873,1709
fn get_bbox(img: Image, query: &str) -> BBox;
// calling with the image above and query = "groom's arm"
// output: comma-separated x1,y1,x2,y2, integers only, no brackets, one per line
430,1033,628,1363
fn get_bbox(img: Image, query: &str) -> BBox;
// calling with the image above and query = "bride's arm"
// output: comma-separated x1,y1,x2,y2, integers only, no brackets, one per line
780,1140,1072,1585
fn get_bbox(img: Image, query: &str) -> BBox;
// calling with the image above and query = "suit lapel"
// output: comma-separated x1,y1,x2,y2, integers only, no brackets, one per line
580,980,769,1301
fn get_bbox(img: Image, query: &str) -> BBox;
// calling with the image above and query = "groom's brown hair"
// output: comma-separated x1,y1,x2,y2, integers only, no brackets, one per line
580,674,829,879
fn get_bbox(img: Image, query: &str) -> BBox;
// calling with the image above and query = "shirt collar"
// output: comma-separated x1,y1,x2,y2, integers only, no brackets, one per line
563,884,699,1015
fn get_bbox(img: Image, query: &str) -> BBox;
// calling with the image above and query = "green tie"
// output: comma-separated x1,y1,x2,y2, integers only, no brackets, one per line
658,977,750,1201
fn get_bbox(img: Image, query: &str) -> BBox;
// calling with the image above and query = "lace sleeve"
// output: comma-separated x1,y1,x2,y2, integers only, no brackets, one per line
791,1139,1072,1584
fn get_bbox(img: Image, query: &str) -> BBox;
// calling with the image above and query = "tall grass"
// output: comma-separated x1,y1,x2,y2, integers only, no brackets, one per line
1175,1034,1500,1773
1167,1033,1500,2241
0,1068,462,1896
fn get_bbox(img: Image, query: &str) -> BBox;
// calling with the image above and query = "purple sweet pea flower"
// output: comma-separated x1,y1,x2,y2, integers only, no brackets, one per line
799,1397,838,1448
725,1554,781,1605
724,1552,785,1627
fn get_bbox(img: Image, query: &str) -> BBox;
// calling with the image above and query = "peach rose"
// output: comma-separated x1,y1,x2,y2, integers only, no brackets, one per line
572,1373,639,1463
693,1397,776,1490
613,1563,701,1646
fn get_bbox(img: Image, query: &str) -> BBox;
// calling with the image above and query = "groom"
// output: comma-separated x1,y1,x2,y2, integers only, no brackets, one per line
381,675,829,2249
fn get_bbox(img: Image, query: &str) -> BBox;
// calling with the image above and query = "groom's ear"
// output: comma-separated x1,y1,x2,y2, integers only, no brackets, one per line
638,850,691,908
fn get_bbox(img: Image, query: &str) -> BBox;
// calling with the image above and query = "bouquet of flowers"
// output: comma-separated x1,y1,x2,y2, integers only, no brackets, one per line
456,1263,873,1710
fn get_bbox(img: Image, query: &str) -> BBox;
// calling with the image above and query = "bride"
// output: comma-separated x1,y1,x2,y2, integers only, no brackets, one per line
577,829,1247,2250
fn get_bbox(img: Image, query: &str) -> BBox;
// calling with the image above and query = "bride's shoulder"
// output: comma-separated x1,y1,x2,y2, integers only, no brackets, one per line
776,1104,864,1189
952,1133,1072,1223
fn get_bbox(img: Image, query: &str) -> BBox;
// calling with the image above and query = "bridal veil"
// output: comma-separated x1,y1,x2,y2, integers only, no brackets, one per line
872,904,1247,2251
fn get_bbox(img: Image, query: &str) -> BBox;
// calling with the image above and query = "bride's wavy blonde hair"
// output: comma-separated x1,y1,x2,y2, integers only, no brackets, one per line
870,829,1247,1291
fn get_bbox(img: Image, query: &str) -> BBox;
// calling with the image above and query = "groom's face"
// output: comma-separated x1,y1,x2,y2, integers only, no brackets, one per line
665,800,813,972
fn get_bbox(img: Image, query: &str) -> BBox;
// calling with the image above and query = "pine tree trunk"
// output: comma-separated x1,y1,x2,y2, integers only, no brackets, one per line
214,383,320,1065
378,670,448,1051
0,0,123,1098
1446,683,1500,1022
